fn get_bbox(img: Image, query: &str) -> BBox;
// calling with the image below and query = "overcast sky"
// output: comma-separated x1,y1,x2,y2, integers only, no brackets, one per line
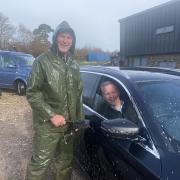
0,0,172,51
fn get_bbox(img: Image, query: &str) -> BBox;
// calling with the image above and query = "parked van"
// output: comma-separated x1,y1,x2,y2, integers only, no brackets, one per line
0,51,34,95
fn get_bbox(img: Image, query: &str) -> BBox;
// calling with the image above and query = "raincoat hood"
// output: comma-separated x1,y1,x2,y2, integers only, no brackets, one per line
51,21,76,55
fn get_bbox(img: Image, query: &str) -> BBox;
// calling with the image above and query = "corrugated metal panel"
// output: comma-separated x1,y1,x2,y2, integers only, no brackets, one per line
120,0,180,57
174,2,180,52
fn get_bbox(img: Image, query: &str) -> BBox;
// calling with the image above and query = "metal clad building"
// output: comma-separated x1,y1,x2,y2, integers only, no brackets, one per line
119,0,180,68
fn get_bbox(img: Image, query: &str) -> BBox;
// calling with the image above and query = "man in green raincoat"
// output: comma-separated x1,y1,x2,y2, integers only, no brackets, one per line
26,21,84,180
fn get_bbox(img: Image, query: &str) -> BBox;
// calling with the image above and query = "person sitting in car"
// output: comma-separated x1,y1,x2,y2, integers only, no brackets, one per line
99,81,138,124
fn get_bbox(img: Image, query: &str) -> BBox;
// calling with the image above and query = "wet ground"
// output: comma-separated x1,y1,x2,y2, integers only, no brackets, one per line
0,92,88,180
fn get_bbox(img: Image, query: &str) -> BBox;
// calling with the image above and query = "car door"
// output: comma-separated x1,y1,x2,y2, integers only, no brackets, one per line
91,75,162,180
80,71,113,179
80,71,105,135
0,54,4,87
0,54,17,88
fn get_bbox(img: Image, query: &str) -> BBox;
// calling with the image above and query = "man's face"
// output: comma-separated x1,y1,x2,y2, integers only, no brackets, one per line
57,33,73,55
102,84,120,106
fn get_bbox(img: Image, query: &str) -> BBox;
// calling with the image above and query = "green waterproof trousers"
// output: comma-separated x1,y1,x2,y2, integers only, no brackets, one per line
26,128,74,180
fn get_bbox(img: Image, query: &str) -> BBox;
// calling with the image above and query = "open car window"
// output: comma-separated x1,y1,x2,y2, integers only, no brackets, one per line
80,72,102,108
93,76,140,125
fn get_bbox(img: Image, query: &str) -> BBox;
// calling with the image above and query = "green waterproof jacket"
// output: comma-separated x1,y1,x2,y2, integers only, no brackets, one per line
26,22,84,132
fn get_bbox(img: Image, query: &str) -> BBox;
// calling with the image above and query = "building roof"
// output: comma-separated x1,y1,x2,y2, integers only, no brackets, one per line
0,50,32,56
80,66,180,83
118,0,179,23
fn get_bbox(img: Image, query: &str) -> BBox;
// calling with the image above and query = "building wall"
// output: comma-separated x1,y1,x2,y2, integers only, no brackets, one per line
120,0,180,58
126,54,180,68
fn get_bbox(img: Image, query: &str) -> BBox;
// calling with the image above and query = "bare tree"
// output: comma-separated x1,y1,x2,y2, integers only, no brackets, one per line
11,24,34,53
30,39,51,57
16,24,34,45
0,12,15,50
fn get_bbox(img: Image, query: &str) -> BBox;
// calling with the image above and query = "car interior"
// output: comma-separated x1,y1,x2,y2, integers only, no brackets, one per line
93,77,139,124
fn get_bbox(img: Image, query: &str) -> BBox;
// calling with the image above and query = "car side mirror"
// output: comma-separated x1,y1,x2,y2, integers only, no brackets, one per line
101,118,139,140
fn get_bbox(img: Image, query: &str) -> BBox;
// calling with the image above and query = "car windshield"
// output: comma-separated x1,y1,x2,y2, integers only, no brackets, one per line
13,55,34,67
137,79,180,147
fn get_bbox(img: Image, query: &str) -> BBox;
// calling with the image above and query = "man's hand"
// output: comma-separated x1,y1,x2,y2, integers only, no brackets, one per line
50,115,66,127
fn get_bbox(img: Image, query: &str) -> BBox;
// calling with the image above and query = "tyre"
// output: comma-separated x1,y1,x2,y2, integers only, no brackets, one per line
16,81,26,95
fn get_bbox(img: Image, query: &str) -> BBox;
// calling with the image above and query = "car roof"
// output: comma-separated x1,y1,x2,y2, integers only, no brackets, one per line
0,50,32,56
80,66,180,83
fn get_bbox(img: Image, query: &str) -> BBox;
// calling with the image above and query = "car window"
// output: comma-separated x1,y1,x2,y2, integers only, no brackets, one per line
2,54,15,68
12,55,34,66
94,76,140,125
81,72,101,108
0,55,4,69
137,80,180,143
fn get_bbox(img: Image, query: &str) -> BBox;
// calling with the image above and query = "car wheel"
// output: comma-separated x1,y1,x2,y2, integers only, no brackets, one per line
16,81,26,95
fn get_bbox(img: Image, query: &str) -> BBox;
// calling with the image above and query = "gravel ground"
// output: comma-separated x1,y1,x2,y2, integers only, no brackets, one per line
0,92,88,180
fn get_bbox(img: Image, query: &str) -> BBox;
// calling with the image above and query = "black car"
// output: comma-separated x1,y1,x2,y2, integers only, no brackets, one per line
76,66,180,180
